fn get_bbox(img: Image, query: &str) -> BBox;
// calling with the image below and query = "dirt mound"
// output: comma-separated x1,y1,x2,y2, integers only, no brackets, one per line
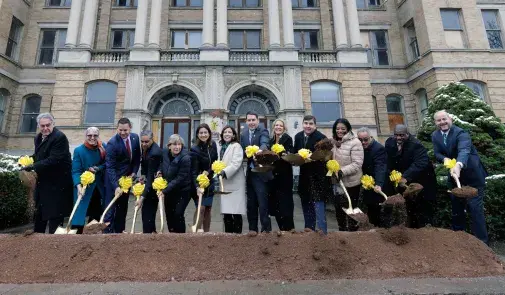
0,228,502,284
452,186,478,198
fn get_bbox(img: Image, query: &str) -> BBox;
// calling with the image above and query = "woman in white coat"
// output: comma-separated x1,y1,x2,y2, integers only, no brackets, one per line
216,125,246,234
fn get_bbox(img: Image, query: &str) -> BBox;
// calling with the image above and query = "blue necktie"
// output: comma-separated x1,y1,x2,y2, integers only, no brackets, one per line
249,130,254,145
443,133,448,146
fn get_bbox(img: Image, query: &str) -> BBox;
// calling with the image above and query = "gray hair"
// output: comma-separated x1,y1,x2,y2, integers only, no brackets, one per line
36,113,54,125
434,110,449,119
140,130,154,139
167,134,185,147
356,127,372,136
85,127,100,136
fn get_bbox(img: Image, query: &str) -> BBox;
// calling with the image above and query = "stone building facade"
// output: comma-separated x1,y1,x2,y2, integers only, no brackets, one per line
1,0,505,152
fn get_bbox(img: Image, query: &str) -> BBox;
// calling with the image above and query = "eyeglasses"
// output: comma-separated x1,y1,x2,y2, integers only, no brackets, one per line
87,134,99,138
358,137,370,142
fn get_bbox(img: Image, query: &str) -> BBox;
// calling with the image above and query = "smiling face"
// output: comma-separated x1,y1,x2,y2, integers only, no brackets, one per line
39,118,54,137
117,123,131,139
335,123,348,140
274,120,285,136
86,130,99,146
357,132,371,149
222,127,234,143
141,135,153,150
169,142,182,155
434,111,453,132
246,114,259,130
303,119,316,135
197,127,210,143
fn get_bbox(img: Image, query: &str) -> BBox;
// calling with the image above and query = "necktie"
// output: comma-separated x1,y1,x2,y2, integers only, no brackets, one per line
304,136,308,147
443,133,448,146
249,130,254,145
126,137,132,160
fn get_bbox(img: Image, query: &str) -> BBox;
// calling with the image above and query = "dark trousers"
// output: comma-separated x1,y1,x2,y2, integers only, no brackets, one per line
451,187,489,244
405,197,434,229
275,215,295,231
112,192,130,233
223,214,243,234
300,198,327,233
335,185,360,232
87,188,103,222
246,172,271,232
165,190,191,233
33,209,64,234
142,195,159,233
366,203,394,228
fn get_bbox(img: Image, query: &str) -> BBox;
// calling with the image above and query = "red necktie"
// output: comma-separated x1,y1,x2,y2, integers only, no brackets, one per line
126,138,131,159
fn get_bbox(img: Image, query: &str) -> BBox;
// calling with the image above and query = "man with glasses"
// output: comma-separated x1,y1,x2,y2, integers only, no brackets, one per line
21,113,73,234
384,124,437,228
356,127,389,227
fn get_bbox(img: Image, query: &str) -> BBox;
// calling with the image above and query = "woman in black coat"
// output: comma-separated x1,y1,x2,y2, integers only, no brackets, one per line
268,119,294,231
190,123,218,232
160,134,192,233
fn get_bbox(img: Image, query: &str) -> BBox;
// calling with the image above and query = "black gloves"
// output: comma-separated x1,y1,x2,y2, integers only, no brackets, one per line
337,170,344,180
217,171,227,179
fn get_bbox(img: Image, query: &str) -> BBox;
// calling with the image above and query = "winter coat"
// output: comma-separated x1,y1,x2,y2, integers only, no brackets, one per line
160,149,192,195
141,142,163,199
332,132,364,188
269,133,294,217
218,142,246,215
361,140,387,204
190,141,218,196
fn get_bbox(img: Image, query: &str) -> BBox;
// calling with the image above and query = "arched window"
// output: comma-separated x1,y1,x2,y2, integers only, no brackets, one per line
0,89,8,131
229,91,276,115
162,98,193,115
416,89,429,122
20,95,41,133
462,80,487,101
310,81,342,124
386,94,405,131
84,81,117,124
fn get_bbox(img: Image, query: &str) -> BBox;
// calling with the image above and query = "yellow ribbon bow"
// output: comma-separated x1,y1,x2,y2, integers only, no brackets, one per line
132,182,145,199
326,160,340,177
271,144,285,154
197,173,210,189
18,156,34,167
361,175,376,190
245,145,260,158
80,171,95,189
211,160,226,176
444,158,457,169
298,149,311,160
389,170,402,187
152,177,168,194
118,176,133,193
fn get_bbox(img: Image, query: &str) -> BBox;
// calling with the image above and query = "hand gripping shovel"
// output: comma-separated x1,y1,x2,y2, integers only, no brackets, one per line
158,191,165,233
214,175,231,195
55,189,84,234
83,189,122,234
449,173,478,199
340,180,369,224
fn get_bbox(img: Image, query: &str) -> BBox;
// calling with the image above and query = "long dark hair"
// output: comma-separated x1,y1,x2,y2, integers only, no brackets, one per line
195,123,213,146
219,125,238,145
332,118,352,140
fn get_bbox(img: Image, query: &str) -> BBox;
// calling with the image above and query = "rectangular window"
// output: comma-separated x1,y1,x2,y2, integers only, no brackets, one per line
294,30,319,50
369,30,389,66
113,0,138,7
46,0,72,6
173,0,203,7
405,22,420,61
229,30,261,49
6,17,23,61
482,10,503,49
440,9,466,48
356,0,381,9
110,30,135,49
229,0,260,7
37,29,66,65
170,30,202,49
292,0,316,8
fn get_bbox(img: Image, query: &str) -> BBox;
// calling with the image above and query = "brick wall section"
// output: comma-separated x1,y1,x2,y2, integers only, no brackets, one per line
319,0,334,50
96,0,112,50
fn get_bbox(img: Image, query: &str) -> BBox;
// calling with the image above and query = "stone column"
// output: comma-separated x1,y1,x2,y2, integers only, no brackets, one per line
202,0,215,47
216,0,227,48
134,0,149,47
332,0,348,47
65,0,83,48
346,0,362,47
281,0,295,48
268,0,281,48
148,0,162,48
78,0,98,48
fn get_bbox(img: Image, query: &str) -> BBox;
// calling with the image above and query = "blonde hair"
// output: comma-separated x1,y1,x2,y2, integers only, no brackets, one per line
271,119,287,140
167,134,185,148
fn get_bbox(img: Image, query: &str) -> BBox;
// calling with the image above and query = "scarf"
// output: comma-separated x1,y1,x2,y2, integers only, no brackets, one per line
220,142,230,159
84,140,106,161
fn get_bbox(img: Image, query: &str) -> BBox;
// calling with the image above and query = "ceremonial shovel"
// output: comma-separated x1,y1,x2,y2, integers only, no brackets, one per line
83,189,122,234
339,180,369,224
449,173,478,199
55,189,84,234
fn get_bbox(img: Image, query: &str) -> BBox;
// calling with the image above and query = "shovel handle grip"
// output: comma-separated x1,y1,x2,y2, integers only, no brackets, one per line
339,180,353,211
378,191,388,201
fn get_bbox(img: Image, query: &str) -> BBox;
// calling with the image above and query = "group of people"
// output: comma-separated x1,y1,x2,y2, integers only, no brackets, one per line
23,110,488,244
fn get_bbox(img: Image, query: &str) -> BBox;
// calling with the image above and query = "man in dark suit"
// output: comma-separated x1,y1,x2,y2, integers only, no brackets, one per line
293,115,328,231
137,130,162,233
104,117,141,233
21,113,73,234
356,127,390,227
240,111,272,235
385,124,436,228
432,110,488,244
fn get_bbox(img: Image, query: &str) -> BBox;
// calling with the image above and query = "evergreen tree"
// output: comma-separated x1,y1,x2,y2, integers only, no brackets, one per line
417,82,505,175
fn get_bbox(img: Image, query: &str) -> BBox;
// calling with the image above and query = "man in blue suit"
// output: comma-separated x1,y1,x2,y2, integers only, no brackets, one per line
104,117,141,233
432,110,488,244
240,111,272,235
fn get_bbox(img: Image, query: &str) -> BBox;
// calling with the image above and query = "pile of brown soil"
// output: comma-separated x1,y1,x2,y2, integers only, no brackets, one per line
383,194,405,206
452,186,478,198
255,151,279,165
0,228,502,284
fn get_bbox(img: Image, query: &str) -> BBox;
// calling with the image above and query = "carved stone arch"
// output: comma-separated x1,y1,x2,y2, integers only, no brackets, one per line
144,80,203,112
226,84,280,116
223,80,284,111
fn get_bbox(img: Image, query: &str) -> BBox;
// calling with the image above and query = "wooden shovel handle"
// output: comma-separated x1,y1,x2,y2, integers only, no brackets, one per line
378,190,388,201
65,188,84,231
130,205,139,234
158,191,165,233
219,175,225,193
99,189,123,223
339,180,353,211
451,173,462,188
192,190,203,232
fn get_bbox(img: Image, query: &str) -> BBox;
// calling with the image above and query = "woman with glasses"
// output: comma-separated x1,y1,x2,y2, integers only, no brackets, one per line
331,118,364,232
70,127,106,234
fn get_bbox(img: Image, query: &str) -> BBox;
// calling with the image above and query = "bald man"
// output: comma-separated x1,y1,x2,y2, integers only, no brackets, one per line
385,124,437,228
432,110,488,244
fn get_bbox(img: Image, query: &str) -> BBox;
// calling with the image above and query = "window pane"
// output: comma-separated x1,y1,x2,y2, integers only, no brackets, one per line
65,0,72,6
58,30,67,48
294,31,302,48
178,122,190,149
174,0,186,6
6,40,15,58
369,0,380,6
246,0,259,7
0,93,4,111
311,82,340,102
128,30,135,47
462,81,485,100
112,31,124,48
163,122,175,147
87,82,117,102
48,0,61,6
311,102,341,123
229,31,243,49
356,0,365,9
24,97,42,113
188,31,202,48
375,49,389,65
441,10,461,30
386,96,402,113
308,31,318,49
21,115,38,133
171,31,186,48
302,0,316,7
229,0,242,7
85,103,116,124
371,31,387,48
41,31,56,47
482,10,499,30
190,0,202,6
38,48,54,65
246,31,260,49
292,0,299,7
0,110,4,130
487,31,503,49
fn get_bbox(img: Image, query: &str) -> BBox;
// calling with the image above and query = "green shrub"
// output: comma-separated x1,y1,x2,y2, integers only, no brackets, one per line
0,153,30,230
